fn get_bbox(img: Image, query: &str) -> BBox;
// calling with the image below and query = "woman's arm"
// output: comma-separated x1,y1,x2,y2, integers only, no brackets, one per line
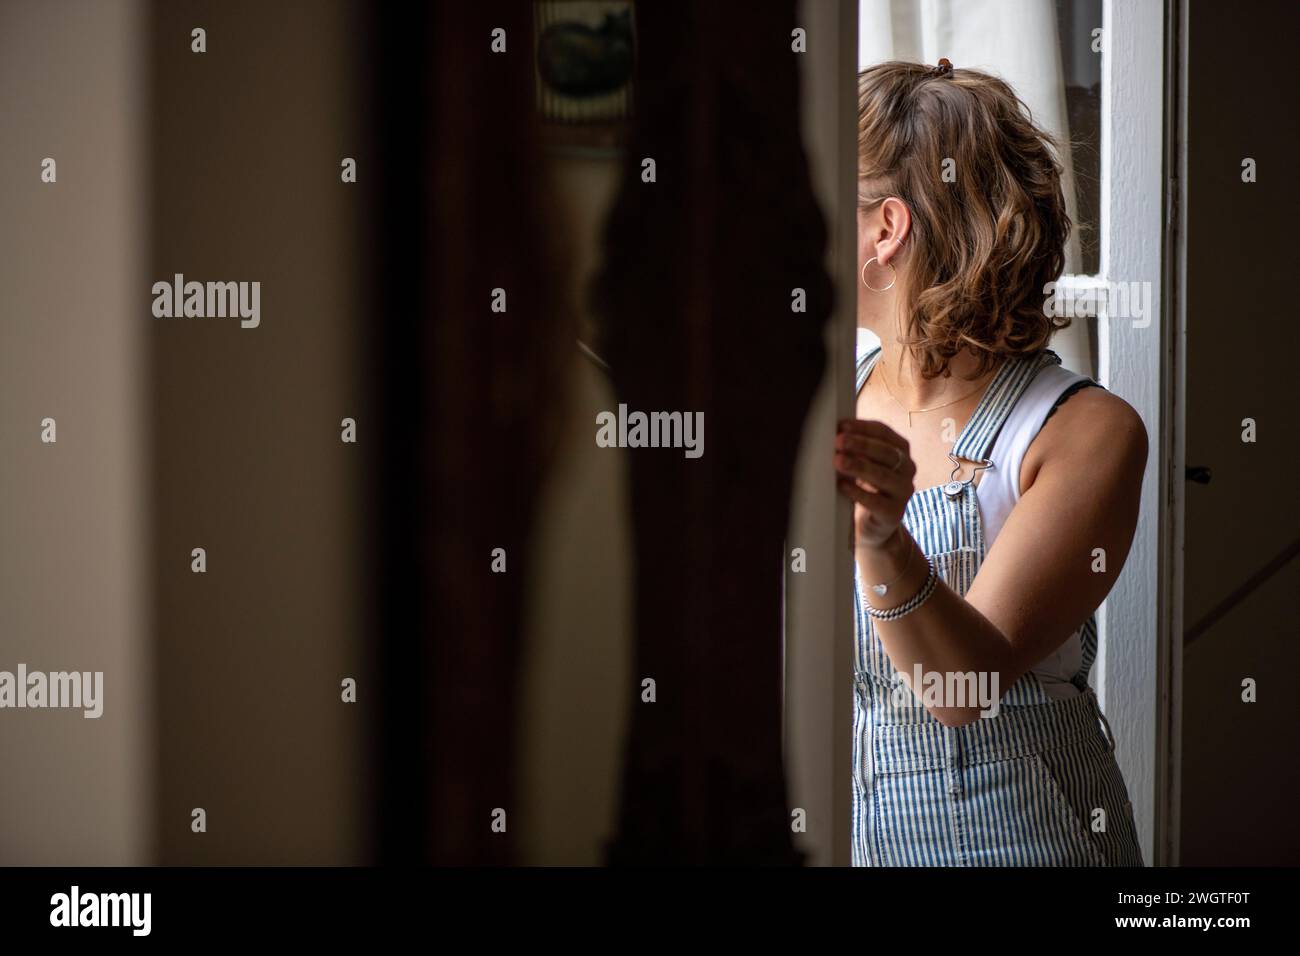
835,387,1148,727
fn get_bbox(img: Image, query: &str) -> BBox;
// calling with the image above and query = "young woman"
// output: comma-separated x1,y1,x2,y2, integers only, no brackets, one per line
835,59,1146,866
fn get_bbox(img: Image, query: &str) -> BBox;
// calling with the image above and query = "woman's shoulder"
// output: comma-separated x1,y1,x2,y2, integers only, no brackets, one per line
1047,381,1145,441
1023,373,1148,491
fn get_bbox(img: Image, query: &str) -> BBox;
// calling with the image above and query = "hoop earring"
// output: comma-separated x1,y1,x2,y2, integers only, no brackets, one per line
861,256,897,293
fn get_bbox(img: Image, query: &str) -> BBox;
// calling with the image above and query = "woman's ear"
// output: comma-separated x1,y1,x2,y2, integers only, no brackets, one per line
876,197,912,267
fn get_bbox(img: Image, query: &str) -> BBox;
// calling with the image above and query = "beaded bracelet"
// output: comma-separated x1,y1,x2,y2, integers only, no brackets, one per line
862,555,938,622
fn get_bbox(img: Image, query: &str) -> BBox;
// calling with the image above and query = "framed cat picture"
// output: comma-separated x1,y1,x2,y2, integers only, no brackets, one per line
534,0,636,152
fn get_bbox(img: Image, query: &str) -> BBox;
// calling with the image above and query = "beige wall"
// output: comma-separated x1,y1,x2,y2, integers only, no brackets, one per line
784,0,859,868
516,156,632,865
0,0,149,864
148,0,369,864
1179,0,1300,865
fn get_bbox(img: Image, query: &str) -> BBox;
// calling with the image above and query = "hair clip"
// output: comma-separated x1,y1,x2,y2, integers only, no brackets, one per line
930,57,954,78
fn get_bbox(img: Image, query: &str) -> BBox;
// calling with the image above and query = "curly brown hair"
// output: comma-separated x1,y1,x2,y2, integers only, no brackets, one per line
858,61,1072,379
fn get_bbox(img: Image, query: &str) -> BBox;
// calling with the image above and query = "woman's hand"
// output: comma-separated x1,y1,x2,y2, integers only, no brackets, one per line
834,419,917,549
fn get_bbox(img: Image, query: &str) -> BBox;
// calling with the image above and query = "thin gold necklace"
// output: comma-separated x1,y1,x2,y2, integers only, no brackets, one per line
874,361,992,427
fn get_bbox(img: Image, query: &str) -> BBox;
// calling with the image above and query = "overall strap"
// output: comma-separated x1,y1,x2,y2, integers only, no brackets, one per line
855,345,881,394
950,349,1064,463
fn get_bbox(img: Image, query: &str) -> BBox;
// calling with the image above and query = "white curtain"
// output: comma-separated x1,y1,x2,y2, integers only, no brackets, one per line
857,0,1092,377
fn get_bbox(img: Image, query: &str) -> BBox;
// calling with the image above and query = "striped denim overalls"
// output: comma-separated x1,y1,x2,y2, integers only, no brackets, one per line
851,346,1144,867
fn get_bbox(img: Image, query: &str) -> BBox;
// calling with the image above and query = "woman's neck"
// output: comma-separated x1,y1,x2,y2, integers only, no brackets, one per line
871,338,994,409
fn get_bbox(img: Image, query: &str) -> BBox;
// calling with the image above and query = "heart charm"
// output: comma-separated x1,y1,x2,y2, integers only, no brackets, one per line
871,583,888,596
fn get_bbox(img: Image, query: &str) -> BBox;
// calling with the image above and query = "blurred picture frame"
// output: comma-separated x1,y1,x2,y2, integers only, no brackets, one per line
534,0,636,154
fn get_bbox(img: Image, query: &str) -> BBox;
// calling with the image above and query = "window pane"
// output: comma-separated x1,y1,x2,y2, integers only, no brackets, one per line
1057,0,1102,276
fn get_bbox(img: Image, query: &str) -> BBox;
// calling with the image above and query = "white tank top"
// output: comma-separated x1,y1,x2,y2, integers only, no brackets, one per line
976,362,1098,698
